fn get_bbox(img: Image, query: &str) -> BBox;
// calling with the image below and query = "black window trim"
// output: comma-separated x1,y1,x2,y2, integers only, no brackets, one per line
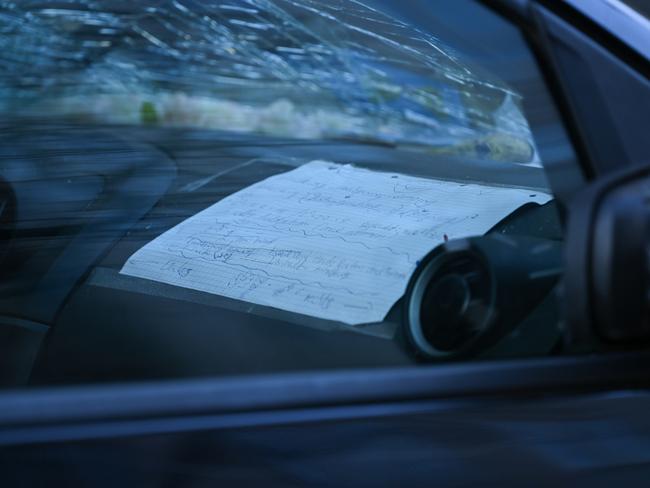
1,352,650,446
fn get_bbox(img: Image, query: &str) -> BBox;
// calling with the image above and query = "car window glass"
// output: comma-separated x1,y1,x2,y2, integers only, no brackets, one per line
0,0,579,387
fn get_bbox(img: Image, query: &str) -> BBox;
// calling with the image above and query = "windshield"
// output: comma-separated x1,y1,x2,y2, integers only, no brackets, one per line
0,0,579,387
2,0,538,163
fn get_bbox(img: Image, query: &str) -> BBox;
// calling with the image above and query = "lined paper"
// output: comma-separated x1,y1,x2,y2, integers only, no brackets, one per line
121,161,551,324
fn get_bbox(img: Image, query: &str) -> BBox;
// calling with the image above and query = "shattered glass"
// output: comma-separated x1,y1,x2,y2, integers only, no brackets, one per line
0,0,538,163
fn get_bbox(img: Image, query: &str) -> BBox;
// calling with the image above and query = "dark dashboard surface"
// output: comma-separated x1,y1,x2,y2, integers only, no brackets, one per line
0,122,557,386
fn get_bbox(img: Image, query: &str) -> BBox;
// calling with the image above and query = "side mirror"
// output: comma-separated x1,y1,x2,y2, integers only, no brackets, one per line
564,165,650,348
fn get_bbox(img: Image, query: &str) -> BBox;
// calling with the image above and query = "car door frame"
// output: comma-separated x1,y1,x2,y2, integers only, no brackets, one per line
1,0,649,447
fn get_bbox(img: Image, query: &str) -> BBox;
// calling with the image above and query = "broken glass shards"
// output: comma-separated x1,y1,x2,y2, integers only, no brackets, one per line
0,0,538,164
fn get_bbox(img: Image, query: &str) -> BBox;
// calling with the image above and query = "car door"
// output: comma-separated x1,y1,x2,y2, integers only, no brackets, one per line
0,0,649,486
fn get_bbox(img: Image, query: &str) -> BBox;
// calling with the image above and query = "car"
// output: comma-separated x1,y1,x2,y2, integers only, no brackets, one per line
0,0,648,486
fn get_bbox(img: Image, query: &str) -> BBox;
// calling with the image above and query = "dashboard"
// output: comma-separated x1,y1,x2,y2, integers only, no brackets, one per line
0,122,561,386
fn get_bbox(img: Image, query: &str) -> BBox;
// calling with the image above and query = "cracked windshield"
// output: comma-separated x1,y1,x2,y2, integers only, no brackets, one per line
0,0,576,386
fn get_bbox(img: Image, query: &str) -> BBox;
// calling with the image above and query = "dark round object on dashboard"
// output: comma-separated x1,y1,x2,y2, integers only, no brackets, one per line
419,256,492,353
404,234,562,360
421,273,471,350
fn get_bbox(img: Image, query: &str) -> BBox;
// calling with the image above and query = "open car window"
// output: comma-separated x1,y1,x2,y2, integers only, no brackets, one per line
0,0,580,387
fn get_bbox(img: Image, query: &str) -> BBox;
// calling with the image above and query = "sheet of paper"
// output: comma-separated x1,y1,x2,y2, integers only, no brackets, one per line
121,161,551,325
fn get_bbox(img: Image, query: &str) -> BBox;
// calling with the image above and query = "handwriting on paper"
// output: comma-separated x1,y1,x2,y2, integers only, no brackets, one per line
121,161,550,324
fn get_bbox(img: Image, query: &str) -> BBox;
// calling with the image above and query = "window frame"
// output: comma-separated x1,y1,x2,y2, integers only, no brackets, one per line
1,0,649,445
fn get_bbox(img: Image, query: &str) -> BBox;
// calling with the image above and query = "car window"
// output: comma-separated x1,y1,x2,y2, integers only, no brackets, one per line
0,0,579,387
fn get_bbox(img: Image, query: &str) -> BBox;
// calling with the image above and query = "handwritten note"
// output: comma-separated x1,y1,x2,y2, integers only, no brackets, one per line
121,161,551,324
